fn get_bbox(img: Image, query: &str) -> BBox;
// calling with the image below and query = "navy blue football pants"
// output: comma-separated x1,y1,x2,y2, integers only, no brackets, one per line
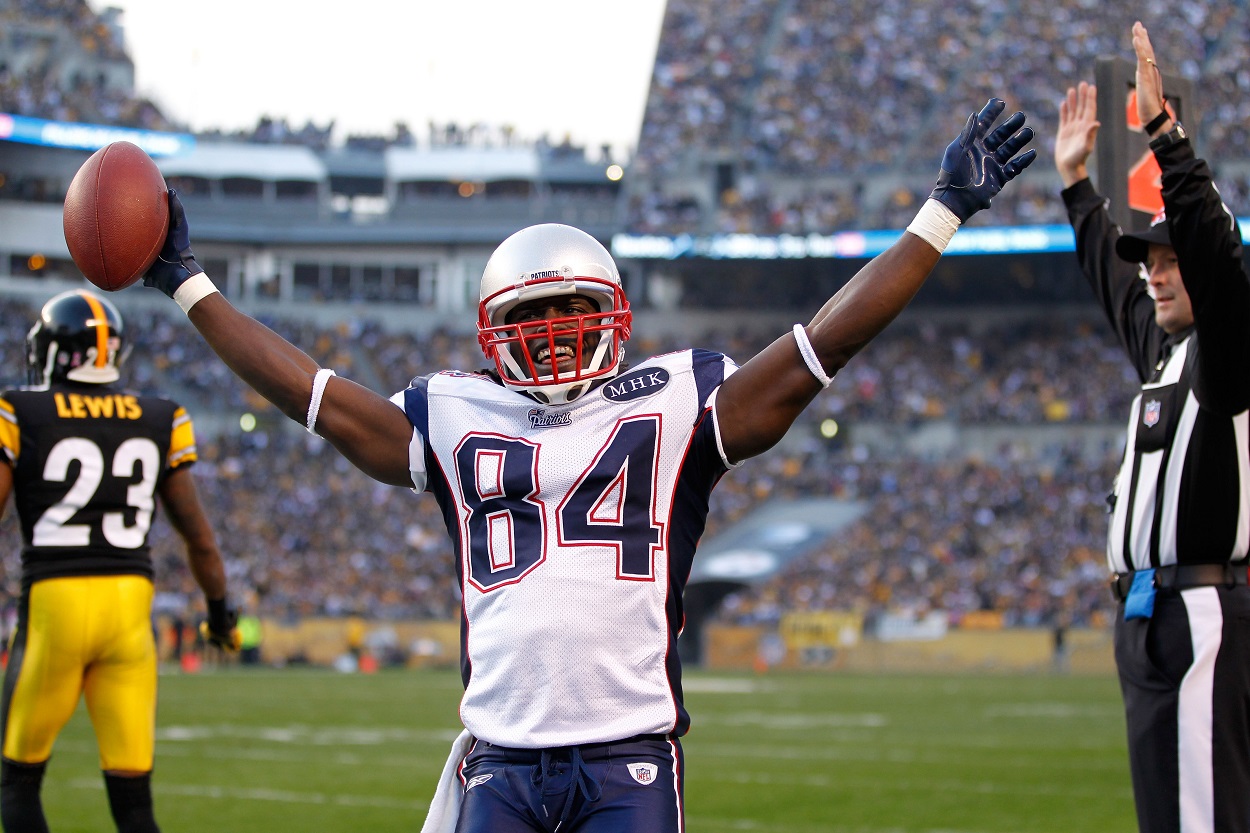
456,735,684,833
1115,584,1250,832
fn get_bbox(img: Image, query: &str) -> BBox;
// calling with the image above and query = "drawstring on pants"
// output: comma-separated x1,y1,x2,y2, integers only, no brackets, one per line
530,746,603,831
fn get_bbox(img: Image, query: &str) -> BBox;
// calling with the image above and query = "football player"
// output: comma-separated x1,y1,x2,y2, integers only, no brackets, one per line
140,97,1034,832
0,290,240,833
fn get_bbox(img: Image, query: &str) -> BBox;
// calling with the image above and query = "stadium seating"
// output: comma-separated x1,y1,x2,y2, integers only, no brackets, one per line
5,0,1249,659
0,295,1129,637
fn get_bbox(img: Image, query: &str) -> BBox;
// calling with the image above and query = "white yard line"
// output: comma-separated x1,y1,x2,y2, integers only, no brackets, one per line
64,778,428,810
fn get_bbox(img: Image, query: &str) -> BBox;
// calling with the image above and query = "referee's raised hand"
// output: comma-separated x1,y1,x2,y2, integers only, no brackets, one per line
1055,82,1100,189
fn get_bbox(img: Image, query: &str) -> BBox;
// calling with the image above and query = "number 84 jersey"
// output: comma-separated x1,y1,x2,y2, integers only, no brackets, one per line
393,348,738,749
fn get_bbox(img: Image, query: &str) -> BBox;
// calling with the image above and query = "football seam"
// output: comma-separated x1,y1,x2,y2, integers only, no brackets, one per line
91,144,111,285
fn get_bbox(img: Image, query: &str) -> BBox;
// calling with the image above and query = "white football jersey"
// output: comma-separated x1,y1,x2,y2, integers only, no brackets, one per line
392,349,738,748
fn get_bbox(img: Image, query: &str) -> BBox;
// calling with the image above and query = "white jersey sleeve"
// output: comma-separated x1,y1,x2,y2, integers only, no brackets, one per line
388,388,430,492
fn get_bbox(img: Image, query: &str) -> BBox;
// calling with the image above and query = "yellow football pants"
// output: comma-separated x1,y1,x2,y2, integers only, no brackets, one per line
3,575,157,772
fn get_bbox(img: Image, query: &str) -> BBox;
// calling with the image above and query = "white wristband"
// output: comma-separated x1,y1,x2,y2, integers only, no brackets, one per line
172,271,219,314
906,199,962,253
792,324,833,388
306,368,336,434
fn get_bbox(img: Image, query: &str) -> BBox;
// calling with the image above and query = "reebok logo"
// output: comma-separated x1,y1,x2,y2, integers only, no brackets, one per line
627,763,658,785
465,774,493,791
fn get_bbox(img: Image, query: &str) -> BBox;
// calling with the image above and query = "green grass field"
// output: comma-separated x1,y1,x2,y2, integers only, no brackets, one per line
42,667,1134,832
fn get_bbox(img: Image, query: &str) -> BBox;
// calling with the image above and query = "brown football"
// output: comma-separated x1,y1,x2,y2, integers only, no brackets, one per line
63,141,169,291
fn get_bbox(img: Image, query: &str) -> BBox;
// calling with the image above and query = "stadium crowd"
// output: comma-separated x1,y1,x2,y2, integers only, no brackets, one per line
107,305,1140,431
5,0,1249,234
0,0,172,132
628,0,1250,234
2,0,1238,653
0,295,1131,638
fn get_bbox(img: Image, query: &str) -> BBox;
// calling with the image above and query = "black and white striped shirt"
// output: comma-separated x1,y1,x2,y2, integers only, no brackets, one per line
1106,334,1249,571
1063,141,1250,574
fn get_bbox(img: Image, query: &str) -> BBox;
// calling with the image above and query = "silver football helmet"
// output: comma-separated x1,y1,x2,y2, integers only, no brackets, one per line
477,224,631,404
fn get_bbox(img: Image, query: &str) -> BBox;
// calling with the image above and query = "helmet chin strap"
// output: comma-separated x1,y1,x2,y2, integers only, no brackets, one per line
33,343,58,388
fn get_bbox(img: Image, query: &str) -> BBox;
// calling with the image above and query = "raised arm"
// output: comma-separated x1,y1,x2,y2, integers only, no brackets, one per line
1055,81,1100,189
143,194,417,487
1133,21,1250,414
716,99,1035,462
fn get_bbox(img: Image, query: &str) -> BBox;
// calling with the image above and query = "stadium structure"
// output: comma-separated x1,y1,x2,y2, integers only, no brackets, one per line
3,0,1250,669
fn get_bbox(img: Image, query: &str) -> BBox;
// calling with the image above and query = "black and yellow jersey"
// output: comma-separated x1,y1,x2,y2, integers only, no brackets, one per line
0,382,197,587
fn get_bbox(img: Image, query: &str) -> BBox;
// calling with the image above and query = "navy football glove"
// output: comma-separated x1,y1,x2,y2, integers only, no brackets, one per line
929,98,1036,222
144,189,204,298
200,597,242,652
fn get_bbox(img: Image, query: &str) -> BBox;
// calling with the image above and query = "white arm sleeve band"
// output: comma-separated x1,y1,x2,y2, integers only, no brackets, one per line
792,324,833,388
173,271,220,314
905,199,962,253
305,368,337,434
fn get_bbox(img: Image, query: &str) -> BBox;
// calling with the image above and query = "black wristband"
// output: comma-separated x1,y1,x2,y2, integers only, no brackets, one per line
207,597,229,622
1149,123,1188,152
1144,110,1171,135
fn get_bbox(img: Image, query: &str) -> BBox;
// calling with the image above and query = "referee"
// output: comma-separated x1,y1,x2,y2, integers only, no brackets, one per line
1054,23,1250,833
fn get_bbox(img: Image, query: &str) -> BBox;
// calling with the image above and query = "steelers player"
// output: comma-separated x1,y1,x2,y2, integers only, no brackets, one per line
0,290,240,833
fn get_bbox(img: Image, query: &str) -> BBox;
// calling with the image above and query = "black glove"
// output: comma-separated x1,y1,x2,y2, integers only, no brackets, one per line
200,597,242,652
144,189,204,298
929,98,1036,222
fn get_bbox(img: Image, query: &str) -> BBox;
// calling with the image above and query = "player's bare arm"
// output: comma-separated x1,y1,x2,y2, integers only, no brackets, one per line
717,236,939,461
717,98,1036,463
160,463,245,649
159,465,228,599
144,196,417,487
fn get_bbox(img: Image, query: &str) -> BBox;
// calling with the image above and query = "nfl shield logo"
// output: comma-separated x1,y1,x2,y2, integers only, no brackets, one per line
628,763,658,785
1144,399,1162,428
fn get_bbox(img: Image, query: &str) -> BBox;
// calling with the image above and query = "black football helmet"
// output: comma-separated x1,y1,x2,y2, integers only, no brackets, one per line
26,289,129,386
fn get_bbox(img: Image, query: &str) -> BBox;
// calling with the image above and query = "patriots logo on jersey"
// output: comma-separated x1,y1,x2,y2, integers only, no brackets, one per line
528,408,572,428
627,763,658,785
1143,399,1162,428
602,367,671,402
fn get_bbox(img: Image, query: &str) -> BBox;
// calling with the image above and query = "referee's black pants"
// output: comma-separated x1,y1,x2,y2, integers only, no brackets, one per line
1115,584,1250,832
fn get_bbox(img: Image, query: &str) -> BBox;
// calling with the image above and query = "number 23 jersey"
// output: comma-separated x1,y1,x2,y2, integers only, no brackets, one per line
393,348,738,748
0,384,196,586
